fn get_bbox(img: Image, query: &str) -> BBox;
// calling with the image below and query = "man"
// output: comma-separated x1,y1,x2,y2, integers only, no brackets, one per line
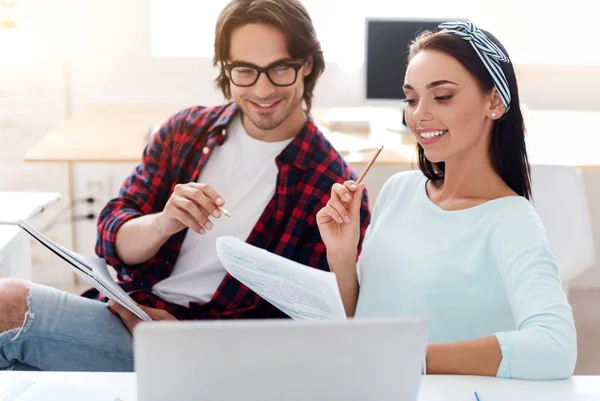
0,0,370,372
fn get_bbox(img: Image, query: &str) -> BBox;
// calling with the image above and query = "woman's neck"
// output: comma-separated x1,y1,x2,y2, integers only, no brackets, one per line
430,151,515,208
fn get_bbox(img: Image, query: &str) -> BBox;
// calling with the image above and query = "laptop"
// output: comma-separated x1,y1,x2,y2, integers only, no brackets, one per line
134,318,428,401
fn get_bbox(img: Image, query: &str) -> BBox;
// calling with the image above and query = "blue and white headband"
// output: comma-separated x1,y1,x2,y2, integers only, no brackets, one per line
438,21,511,115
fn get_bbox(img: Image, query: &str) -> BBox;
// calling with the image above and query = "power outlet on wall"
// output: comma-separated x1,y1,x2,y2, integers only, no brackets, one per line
85,178,107,195
71,164,135,255
84,179,110,217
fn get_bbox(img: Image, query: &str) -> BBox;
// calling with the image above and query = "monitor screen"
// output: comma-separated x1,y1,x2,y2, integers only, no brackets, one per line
365,18,467,100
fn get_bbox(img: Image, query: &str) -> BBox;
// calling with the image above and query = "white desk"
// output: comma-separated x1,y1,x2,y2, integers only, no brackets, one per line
0,191,61,279
1,372,599,401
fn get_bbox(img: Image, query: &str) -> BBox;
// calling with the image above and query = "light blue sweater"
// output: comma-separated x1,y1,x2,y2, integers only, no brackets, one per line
354,171,577,380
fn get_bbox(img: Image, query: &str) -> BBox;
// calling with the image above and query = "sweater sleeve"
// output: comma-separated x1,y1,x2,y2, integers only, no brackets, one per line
491,201,577,380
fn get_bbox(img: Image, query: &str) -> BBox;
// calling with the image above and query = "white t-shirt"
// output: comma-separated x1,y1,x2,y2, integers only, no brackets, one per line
152,114,294,306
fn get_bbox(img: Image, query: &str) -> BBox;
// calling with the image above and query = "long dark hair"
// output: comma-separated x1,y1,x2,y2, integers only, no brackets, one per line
408,29,532,200
213,0,325,112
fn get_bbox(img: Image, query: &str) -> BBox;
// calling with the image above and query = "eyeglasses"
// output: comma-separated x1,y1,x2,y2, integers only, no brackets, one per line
224,58,307,87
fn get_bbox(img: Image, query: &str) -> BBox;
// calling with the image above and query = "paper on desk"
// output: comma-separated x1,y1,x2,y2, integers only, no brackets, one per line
216,236,347,321
3,381,121,401
1,379,34,401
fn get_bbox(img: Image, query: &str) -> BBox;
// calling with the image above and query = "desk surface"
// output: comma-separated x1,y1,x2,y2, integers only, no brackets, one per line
0,191,61,223
23,105,600,169
23,105,412,165
1,372,599,401
24,105,184,164
0,191,61,250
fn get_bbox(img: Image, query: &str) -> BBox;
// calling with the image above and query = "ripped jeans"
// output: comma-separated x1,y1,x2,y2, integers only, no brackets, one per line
0,282,134,371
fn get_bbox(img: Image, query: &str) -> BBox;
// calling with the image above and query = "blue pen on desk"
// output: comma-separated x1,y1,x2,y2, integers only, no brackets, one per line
474,391,481,401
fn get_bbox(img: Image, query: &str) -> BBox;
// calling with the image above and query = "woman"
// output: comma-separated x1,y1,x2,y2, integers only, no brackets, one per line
316,22,576,380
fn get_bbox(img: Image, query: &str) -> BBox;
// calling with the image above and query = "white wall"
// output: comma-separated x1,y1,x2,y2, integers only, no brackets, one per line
17,0,600,288
24,0,600,112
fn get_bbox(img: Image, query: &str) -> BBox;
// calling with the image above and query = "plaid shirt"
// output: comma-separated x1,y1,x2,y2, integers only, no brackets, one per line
83,102,370,320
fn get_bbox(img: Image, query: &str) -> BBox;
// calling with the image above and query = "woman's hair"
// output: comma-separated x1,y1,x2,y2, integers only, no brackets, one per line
213,0,325,112
408,29,532,200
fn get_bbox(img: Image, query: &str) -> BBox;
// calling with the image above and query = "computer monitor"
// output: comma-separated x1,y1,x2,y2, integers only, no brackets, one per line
365,18,468,102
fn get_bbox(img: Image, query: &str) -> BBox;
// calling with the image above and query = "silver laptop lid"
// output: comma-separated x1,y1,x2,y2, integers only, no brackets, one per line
134,318,427,401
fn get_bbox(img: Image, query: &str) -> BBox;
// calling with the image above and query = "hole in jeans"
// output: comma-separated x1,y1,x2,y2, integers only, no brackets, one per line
0,283,35,342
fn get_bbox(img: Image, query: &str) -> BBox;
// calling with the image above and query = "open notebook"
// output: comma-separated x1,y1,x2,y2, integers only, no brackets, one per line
1,380,121,401
17,219,151,321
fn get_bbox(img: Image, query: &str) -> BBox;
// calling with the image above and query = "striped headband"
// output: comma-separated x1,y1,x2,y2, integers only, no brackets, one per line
438,21,511,115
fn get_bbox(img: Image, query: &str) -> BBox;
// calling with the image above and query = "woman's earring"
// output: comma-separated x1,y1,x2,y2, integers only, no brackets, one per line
491,112,497,118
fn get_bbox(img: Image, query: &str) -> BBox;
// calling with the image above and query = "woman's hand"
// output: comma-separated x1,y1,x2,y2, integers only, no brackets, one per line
316,180,366,263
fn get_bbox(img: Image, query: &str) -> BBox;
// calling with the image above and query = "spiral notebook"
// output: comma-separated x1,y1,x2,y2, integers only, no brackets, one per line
17,219,151,321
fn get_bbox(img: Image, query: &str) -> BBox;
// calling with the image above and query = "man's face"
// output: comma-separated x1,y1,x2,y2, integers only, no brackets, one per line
227,23,312,133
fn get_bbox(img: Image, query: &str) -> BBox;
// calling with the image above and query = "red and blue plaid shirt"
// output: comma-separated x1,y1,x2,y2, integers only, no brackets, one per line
84,103,370,320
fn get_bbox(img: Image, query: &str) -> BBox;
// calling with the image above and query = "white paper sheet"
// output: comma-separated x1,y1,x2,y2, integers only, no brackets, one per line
3,381,121,401
216,236,347,321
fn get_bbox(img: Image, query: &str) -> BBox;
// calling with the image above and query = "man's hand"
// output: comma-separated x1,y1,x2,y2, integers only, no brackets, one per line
113,182,229,266
108,300,177,335
157,182,227,237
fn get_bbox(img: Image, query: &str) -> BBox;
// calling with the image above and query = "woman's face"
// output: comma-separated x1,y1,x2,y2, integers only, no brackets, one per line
403,49,501,164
